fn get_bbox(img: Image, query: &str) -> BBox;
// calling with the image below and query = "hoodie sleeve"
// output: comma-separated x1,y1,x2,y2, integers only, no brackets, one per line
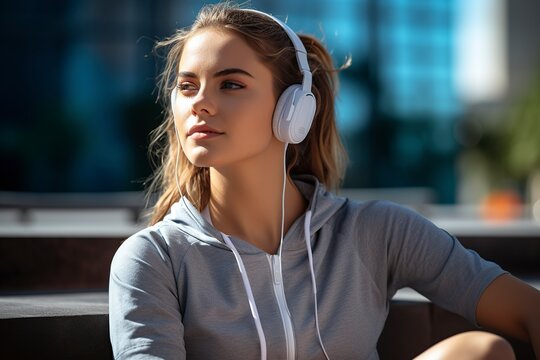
109,229,185,360
376,201,507,325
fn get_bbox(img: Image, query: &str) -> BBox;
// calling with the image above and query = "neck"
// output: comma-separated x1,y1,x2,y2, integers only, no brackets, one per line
208,144,307,254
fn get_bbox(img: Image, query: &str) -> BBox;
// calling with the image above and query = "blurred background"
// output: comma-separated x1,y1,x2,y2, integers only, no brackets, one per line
0,0,539,292
1,4,538,358
1,0,540,209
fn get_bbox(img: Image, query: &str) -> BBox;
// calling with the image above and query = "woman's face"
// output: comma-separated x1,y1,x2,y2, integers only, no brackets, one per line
173,28,279,169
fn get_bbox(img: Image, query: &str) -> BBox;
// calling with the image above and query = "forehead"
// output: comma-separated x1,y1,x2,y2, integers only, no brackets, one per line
179,29,262,72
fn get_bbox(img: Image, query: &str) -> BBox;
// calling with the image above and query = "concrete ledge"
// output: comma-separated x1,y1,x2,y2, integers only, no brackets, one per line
0,292,108,318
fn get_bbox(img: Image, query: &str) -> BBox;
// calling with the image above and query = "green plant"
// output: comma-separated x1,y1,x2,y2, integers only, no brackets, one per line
503,69,540,181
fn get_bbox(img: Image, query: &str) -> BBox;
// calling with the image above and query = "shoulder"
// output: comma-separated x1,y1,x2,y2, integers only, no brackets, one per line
111,221,194,277
117,221,191,255
339,198,424,227
333,198,444,253
317,197,412,243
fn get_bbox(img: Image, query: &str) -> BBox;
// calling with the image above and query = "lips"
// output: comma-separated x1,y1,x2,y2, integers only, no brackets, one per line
187,124,224,139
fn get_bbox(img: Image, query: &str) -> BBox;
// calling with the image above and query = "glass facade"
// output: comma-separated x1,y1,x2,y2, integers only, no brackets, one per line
1,0,461,202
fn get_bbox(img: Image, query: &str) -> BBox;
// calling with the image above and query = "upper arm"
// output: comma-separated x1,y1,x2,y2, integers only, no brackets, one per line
379,202,505,322
109,232,186,360
476,274,540,343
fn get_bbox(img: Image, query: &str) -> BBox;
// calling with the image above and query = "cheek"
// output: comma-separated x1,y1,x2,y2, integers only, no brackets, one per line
172,98,193,144
173,118,185,147
231,111,275,150
173,117,195,163
237,94,276,136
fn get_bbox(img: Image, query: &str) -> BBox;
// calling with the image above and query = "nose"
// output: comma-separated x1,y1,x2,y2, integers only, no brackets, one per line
191,86,216,116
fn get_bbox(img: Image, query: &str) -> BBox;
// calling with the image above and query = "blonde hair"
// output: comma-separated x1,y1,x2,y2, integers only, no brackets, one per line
147,3,349,224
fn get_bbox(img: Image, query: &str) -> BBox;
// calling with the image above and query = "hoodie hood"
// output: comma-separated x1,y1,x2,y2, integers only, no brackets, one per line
164,174,348,254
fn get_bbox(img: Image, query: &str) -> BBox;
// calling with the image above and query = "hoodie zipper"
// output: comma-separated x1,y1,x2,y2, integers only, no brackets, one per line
267,254,295,360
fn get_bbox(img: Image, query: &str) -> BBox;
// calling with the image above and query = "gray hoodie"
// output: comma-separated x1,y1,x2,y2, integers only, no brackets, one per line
109,175,505,360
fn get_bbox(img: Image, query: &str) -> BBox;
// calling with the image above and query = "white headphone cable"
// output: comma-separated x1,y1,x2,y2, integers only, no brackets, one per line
282,142,330,359
278,143,288,263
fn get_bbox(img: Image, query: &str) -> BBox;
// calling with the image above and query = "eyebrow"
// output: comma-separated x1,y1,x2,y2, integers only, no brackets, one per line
177,68,254,79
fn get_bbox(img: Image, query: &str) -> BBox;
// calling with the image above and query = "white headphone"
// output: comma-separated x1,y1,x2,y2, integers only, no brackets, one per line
171,9,316,144
246,9,316,144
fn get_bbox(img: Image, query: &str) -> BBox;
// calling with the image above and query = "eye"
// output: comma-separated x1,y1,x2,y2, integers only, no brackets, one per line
221,81,244,90
177,82,198,94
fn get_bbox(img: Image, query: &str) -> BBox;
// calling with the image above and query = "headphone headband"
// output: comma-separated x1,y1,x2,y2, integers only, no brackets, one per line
242,9,312,92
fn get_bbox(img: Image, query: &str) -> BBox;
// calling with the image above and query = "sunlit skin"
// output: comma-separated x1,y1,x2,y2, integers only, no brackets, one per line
175,29,278,169
172,28,306,254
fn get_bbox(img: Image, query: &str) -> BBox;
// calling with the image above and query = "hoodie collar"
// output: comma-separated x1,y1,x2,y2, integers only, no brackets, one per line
164,175,347,254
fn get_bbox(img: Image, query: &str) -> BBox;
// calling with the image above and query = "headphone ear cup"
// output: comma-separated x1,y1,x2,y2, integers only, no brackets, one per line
273,85,316,144
273,85,298,142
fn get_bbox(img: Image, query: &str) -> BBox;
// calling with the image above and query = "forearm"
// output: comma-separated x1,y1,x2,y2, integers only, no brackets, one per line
476,274,540,356
525,310,540,358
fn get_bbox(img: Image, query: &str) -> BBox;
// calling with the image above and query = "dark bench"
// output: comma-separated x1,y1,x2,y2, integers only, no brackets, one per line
0,291,535,360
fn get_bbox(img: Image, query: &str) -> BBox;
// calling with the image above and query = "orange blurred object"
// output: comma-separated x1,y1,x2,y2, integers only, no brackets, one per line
481,190,523,222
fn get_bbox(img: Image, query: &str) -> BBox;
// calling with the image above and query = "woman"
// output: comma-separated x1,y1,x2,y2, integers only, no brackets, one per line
109,3,540,359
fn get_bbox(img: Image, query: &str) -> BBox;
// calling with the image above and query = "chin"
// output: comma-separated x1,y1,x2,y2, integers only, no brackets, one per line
186,153,225,169
184,146,211,166
187,156,213,168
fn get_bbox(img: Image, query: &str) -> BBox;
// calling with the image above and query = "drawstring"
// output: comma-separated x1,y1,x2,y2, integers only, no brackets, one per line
222,233,267,360
221,210,330,360
303,210,331,360
204,207,330,360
